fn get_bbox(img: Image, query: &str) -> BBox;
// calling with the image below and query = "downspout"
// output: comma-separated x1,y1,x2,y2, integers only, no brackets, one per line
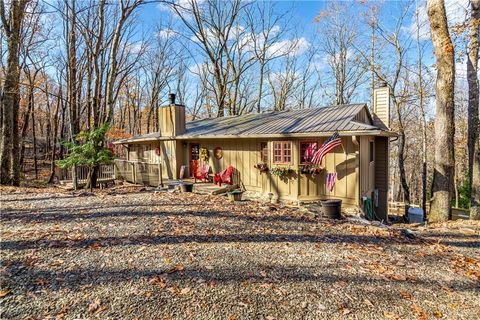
352,136,360,208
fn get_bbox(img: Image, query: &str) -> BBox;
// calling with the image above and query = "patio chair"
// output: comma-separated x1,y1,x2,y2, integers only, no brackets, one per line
194,163,210,182
214,165,234,186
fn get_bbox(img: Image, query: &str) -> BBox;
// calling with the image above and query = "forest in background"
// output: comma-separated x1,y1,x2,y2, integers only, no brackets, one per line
0,0,479,222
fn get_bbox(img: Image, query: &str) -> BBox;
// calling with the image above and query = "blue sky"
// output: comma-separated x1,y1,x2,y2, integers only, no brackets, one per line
126,0,470,113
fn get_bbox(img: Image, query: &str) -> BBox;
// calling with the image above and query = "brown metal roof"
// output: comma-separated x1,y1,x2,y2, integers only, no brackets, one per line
114,104,394,144
180,104,378,137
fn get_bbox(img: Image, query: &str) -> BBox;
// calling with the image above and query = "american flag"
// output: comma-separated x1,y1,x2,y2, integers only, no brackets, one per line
326,172,337,192
311,132,342,165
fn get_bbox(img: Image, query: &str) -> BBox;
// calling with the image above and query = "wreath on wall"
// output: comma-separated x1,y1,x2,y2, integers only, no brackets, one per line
214,147,223,159
200,147,209,161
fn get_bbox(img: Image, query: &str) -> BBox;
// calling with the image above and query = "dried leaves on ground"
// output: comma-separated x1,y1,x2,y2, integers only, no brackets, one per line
1,186,479,319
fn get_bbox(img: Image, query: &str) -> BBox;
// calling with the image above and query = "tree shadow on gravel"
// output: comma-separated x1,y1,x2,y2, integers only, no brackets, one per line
1,232,421,251
2,262,479,294
0,206,316,225
0,195,79,203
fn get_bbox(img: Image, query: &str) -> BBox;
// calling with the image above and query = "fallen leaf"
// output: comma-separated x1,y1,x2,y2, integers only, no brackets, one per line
149,275,167,288
341,308,352,315
383,311,398,319
363,298,374,307
88,299,101,313
433,310,444,318
0,289,12,298
33,277,48,286
165,264,185,274
180,287,191,295
411,304,428,320
399,290,413,300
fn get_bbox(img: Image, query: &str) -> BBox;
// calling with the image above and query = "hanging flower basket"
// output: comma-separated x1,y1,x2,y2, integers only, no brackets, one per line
270,166,295,178
254,163,269,173
300,164,323,177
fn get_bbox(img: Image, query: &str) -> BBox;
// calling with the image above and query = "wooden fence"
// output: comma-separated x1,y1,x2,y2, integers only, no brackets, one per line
388,201,470,220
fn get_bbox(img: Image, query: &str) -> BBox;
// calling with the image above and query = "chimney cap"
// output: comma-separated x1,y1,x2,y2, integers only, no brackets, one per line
376,81,388,88
168,93,176,105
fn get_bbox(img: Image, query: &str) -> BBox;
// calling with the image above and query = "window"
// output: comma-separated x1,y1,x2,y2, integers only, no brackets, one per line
273,141,292,164
300,141,318,164
260,142,268,163
369,141,374,162
191,143,200,161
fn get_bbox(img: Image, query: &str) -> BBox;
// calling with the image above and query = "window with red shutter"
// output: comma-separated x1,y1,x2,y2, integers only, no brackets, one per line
300,141,318,164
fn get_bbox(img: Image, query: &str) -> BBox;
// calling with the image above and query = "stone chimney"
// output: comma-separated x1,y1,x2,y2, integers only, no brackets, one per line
372,82,390,130
159,93,186,136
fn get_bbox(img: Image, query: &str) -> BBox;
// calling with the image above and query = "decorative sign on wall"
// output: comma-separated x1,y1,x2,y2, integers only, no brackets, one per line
200,147,209,161
214,147,223,159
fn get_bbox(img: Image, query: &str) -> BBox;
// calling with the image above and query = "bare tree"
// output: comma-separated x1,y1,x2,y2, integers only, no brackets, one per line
427,0,456,222
316,2,368,105
0,0,30,185
104,0,143,125
170,0,244,117
246,2,293,113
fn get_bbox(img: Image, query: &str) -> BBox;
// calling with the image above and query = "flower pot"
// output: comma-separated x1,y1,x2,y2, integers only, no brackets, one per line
228,190,243,201
320,199,342,219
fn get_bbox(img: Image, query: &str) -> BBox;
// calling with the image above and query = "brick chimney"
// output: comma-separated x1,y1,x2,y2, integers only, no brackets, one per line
372,82,390,130
159,93,186,137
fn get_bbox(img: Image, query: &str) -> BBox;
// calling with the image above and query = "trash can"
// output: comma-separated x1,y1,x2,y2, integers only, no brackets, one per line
320,199,342,219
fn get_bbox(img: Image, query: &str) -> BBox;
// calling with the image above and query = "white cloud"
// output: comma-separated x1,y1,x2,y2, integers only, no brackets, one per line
267,37,311,58
157,0,206,16
157,28,177,39
125,42,143,54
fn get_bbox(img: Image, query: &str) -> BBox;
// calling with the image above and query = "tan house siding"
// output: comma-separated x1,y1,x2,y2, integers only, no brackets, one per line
297,137,358,206
359,136,375,199
125,135,374,207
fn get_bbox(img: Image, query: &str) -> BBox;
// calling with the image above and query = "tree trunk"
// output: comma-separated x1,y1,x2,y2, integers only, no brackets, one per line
0,0,28,185
427,0,456,222
48,88,62,184
19,84,34,169
468,0,480,220
31,93,38,180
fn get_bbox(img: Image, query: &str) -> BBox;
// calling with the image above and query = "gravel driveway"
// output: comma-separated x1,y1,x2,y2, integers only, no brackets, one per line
1,186,479,319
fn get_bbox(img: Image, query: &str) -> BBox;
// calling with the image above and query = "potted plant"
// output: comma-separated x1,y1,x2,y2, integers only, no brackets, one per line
254,163,269,173
227,189,244,201
270,166,295,179
299,164,323,177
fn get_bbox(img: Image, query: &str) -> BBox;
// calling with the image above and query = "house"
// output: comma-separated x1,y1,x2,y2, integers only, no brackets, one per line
113,85,395,220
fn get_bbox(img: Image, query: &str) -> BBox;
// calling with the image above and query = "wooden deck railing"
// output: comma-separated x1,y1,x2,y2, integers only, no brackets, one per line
114,159,163,186
57,164,115,183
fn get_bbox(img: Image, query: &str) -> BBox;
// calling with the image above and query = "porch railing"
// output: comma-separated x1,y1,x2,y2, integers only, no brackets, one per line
57,164,115,183
114,159,163,186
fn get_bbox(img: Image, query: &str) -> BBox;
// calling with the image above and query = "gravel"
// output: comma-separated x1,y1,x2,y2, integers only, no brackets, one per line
1,186,479,320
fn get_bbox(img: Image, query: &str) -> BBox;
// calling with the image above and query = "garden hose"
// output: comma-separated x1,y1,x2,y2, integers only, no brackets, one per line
364,198,374,220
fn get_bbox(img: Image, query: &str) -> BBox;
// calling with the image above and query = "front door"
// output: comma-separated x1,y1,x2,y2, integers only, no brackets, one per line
190,143,200,178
